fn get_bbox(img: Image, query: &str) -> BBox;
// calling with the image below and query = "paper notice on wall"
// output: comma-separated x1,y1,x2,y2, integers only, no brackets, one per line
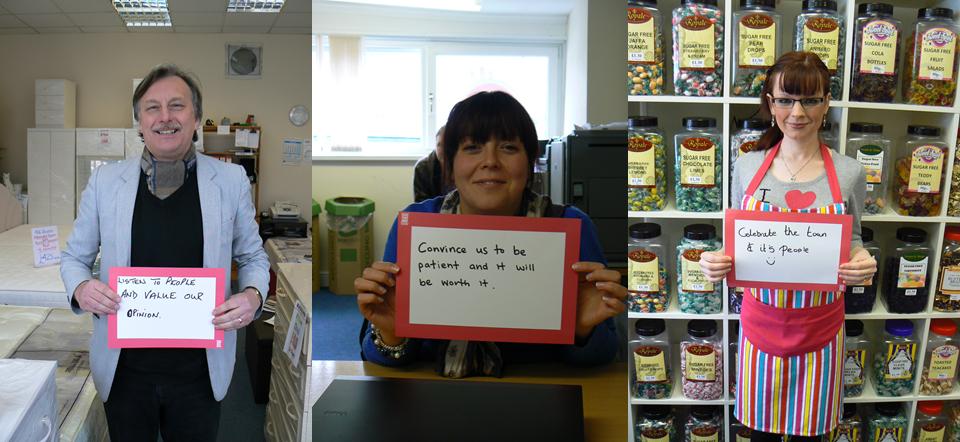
282,139,304,166
283,300,307,367
235,129,250,147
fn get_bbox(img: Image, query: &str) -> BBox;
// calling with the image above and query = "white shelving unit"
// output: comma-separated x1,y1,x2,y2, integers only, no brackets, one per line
627,0,960,440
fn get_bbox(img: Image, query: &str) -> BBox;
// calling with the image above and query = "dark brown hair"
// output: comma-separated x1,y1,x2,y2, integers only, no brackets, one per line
756,51,831,150
441,91,539,184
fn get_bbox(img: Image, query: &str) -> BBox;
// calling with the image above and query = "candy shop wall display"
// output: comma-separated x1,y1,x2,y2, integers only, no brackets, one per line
731,0,781,97
795,1,845,99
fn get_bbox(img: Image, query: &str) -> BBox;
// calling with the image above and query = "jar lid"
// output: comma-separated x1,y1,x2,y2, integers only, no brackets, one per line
690,405,717,420
684,224,716,240
842,403,857,419
918,401,944,416
907,125,941,137
919,7,953,20
885,319,914,337
946,226,960,242
876,401,901,416
629,116,658,128
931,319,957,337
848,122,883,133
642,405,671,419
861,226,873,243
687,319,717,337
740,0,775,8
802,0,836,11
682,0,718,6
845,319,864,337
635,318,667,336
739,118,770,130
857,3,893,16
630,222,662,240
896,227,927,243
683,117,717,129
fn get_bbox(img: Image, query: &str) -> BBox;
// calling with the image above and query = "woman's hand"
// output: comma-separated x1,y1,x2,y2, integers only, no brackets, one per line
572,262,627,341
699,250,733,283
839,247,877,285
355,261,402,345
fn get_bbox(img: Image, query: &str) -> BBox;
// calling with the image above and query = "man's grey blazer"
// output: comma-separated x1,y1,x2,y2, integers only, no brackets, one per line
60,152,269,402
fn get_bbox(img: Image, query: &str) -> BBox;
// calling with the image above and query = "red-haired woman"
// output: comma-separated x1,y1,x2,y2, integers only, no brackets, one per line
699,52,877,439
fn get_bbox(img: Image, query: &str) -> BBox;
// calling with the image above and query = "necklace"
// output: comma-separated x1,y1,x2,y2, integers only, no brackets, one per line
779,149,818,182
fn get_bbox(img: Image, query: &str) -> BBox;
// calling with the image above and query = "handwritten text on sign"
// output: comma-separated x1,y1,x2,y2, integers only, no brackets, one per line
31,226,61,267
109,267,225,348
396,212,581,344
724,209,852,292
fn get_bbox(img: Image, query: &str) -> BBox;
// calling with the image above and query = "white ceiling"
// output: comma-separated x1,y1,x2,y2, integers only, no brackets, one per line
0,0,311,34
314,0,575,15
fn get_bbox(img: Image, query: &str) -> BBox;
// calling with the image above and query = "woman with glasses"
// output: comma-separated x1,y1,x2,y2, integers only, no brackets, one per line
699,52,877,440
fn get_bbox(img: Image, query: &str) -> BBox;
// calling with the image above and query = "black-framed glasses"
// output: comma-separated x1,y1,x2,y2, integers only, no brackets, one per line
766,94,827,109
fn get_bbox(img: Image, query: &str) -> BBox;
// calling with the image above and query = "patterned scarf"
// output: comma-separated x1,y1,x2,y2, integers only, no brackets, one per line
139,145,197,199
435,188,552,378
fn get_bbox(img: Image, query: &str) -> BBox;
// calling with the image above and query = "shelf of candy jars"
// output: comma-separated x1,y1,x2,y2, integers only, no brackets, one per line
626,0,960,440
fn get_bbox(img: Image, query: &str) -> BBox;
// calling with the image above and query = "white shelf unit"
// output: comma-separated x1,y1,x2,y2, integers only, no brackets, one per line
626,0,960,440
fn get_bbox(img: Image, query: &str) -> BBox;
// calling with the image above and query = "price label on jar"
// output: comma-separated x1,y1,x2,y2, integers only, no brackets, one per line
685,344,717,381
928,344,959,380
678,15,716,70
843,349,866,385
680,137,716,187
738,13,777,68
691,427,719,442
628,7,657,64
802,17,841,72
919,424,945,442
681,249,714,292
908,145,945,194
629,249,660,292
919,28,957,81
856,145,884,184
634,346,667,382
897,253,929,288
628,136,656,188
884,343,917,380
859,20,898,76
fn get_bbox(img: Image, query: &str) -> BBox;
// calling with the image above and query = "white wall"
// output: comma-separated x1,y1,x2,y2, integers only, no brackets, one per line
312,1,624,276
0,33,312,214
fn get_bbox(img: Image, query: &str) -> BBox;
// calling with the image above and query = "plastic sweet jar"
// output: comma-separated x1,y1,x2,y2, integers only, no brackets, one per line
676,224,722,314
873,319,918,397
843,319,869,398
730,416,753,442
869,402,908,440
914,401,948,442
628,222,669,313
729,118,768,205
680,319,722,400
884,227,931,314
936,227,960,313
847,122,891,215
903,7,960,106
829,404,862,442
675,117,722,212
729,326,739,396
921,319,959,396
630,318,674,399
850,3,902,103
845,227,881,314
672,0,724,97
820,120,839,151
628,116,668,212
896,125,948,217
635,405,677,442
627,0,665,96
684,406,721,442
795,0,844,99
731,0,781,97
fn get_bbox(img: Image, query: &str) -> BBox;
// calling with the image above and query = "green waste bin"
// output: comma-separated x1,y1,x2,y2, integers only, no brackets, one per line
324,197,375,295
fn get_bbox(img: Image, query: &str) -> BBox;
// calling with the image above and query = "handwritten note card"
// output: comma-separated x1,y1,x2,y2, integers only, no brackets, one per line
108,267,225,349
725,209,852,291
395,212,581,344
31,226,61,267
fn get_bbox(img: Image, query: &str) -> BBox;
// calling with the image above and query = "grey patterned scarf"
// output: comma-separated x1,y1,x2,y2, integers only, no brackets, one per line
139,146,197,199
436,189,552,378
